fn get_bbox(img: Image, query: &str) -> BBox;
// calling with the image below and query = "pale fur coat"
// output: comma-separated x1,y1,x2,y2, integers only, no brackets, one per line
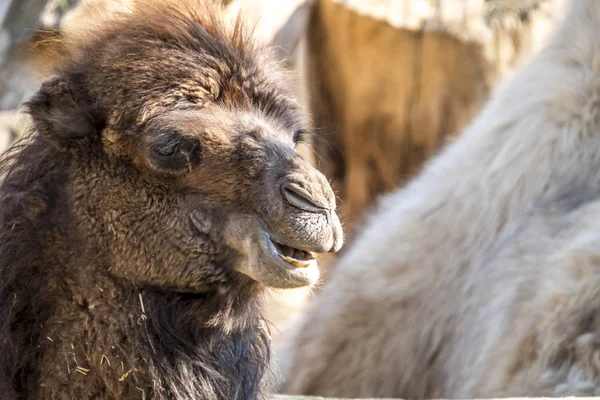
284,0,600,397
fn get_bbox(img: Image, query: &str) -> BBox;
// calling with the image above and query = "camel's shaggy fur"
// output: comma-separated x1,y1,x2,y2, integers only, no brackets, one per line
284,0,600,397
0,1,342,399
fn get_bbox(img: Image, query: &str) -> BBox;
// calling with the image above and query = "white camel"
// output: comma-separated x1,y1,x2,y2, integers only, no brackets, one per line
284,0,600,397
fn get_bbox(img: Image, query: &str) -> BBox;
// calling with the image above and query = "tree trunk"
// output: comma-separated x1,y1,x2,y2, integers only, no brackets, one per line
0,0,82,154
306,0,564,238
0,0,52,111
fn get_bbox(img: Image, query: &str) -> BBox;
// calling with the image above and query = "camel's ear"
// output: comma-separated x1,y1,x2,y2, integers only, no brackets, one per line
25,75,101,150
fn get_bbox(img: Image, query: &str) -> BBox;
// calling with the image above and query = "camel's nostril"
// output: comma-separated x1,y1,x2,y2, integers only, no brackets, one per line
281,183,326,213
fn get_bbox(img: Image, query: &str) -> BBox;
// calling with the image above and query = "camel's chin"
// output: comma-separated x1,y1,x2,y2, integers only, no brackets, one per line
235,233,321,289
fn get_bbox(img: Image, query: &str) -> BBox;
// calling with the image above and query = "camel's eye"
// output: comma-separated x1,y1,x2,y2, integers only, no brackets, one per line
155,139,180,158
149,130,201,173
152,131,182,160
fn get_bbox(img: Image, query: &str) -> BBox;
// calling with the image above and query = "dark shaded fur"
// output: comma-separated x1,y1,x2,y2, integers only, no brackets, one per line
0,1,311,398
0,139,270,399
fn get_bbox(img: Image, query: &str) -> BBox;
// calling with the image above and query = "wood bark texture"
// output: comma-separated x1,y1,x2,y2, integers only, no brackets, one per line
306,0,564,235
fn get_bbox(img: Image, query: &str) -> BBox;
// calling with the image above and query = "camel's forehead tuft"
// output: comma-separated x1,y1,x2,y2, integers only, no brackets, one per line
62,0,241,53
58,0,295,131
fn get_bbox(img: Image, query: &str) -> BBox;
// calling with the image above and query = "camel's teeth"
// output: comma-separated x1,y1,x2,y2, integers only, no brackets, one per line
279,255,311,268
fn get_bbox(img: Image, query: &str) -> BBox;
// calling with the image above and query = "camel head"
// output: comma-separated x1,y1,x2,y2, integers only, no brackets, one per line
25,1,343,293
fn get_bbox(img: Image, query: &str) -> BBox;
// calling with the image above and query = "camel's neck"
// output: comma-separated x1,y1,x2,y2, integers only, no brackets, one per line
26,261,269,400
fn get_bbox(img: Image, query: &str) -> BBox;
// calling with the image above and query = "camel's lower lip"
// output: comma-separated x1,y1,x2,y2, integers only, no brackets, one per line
257,234,320,287
227,217,322,288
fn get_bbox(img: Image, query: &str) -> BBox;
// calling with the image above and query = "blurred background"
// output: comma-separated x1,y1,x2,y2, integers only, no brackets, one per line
0,0,568,385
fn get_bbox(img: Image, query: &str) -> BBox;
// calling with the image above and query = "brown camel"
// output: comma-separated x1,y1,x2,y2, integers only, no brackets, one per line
0,1,342,399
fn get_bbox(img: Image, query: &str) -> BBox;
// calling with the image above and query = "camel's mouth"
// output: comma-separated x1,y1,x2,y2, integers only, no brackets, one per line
271,239,317,268
225,215,328,288
251,234,320,288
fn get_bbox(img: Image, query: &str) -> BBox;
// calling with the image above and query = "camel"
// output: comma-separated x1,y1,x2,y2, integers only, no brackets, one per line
283,0,600,397
0,1,342,399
